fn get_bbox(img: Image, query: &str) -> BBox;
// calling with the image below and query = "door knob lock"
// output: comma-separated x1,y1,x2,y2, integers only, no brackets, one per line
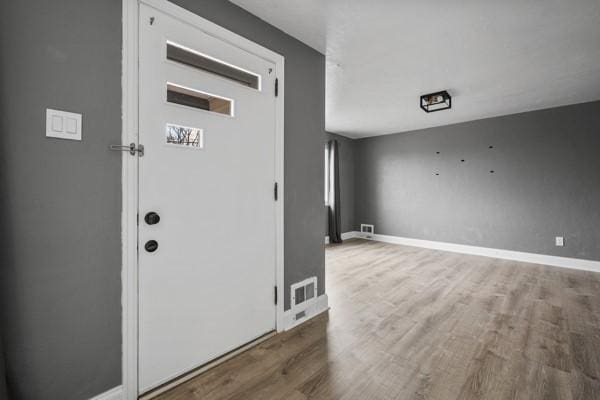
145,212,160,225
145,240,158,253
109,142,144,156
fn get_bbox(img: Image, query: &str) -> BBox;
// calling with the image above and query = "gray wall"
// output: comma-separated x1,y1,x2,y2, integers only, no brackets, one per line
355,101,600,261
0,0,325,399
325,132,356,234
0,1,123,399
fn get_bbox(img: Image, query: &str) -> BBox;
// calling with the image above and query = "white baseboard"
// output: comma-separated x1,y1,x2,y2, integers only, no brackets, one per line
350,231,600,273
89,386,123,400
283,294,329,331
325,231,358,244
341,231,358,240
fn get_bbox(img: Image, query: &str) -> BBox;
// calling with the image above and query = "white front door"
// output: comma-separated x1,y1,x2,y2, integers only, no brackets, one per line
138,3,280,392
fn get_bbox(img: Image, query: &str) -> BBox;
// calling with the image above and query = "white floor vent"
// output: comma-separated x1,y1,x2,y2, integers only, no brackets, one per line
290,277,318,323
360,224,374,238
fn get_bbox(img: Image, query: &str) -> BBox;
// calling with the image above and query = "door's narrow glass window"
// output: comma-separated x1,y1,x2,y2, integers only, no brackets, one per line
166,123,203,149
167,83,233,116
167,41,261,90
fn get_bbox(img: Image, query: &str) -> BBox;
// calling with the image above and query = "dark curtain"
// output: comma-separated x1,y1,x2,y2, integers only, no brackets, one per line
0,334,7,400
327,140,342,243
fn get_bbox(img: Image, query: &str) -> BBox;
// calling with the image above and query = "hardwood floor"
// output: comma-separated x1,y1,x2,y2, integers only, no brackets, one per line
155,239,600,400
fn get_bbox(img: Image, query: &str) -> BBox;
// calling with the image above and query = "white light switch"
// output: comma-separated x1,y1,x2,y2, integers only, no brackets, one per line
46,109,82,140
65,117,78,134
51,115,63,132
555,236,564,247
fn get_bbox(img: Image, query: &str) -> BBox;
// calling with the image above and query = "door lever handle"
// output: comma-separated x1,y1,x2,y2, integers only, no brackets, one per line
109,142,144,157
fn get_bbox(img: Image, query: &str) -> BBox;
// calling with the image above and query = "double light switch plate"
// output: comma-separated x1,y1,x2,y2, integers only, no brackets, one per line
46,108,82,141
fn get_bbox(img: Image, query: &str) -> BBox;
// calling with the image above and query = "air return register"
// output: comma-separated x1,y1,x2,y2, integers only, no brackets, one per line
360,224,374,238
290,277,318,322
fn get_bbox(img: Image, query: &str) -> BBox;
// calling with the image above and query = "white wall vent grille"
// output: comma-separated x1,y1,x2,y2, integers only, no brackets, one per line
290,277,317,323
360,224,374,238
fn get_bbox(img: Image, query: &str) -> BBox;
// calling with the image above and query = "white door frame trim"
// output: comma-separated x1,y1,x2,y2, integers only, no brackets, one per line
121,1,285,398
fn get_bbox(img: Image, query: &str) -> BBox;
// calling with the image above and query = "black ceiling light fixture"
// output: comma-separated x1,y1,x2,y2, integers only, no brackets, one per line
420,90,451,113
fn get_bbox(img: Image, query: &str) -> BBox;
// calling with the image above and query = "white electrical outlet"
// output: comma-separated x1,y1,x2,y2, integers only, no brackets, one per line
555,236,564,247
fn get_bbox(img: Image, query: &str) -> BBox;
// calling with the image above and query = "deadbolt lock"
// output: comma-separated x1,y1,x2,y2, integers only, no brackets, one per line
145,212,160,225
145,240,158,253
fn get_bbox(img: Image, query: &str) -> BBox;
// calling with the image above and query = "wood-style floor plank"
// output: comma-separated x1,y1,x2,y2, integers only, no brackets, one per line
154,239,600,400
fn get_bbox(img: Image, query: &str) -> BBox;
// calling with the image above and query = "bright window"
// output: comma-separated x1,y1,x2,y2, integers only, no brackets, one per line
167,41,261,90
